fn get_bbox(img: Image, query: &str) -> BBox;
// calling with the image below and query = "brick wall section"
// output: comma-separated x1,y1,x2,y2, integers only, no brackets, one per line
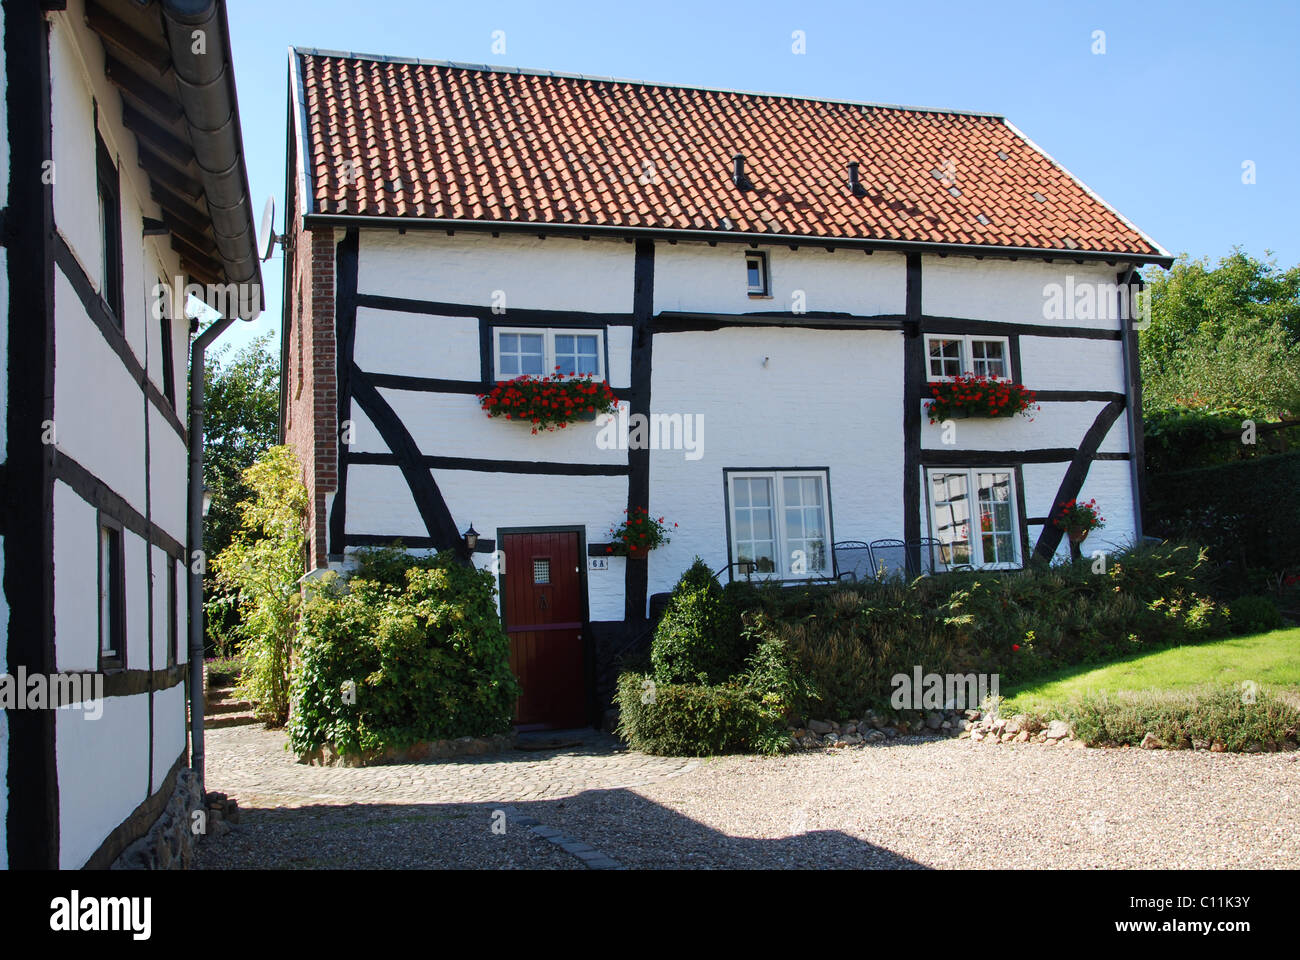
283,222,336,568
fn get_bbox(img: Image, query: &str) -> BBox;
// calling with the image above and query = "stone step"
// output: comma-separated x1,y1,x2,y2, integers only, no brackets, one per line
206,711,261,729
207,698,254,715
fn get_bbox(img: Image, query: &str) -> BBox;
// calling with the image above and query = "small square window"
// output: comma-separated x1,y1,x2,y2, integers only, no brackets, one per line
533,558,550,584
970,339,1008,378
745,252,769,296
928,338,963,379
925,335,1011,381
493,328,605,382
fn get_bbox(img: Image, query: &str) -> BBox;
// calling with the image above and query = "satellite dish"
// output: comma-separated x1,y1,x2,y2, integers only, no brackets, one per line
258,195,281,261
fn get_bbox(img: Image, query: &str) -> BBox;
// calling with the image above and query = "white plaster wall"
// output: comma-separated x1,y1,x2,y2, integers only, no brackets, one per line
357,231,635,313
152,683,188,781
353,308,480,380
49,16,100,290
922,256,1124,330
920,399,1129,453
653,243,907,317
149,408,188,543
343,464,424,537
1020,335,1125,391
150,545,168,668
123,529,148,669
649,328,905,603
53,481,99,672
370,388,628,466
606,325,632,389
56,694,149,868
54,269,147,511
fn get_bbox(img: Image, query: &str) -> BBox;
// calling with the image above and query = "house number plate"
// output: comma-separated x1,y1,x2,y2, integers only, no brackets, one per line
588,557,609,571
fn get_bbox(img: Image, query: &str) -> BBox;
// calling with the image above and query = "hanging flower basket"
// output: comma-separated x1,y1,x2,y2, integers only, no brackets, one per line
1054,498,1105,542
926,374,1038,424
478,370,618,435
606,507,675,558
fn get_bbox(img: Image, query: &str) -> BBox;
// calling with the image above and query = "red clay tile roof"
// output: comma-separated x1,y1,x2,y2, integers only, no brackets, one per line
294,50,1167,260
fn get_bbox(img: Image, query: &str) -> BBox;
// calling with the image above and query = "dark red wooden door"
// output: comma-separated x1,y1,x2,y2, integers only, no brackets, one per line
502,531,585,728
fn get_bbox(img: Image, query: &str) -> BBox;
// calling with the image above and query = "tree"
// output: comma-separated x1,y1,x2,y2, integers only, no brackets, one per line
200,333,280,655
202,332,281,563
1141,250,1300,416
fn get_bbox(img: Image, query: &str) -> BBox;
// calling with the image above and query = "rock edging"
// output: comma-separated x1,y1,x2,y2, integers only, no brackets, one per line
297,732,516,766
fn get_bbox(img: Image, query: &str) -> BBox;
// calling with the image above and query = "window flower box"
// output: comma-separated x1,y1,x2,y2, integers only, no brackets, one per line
926,374,1038,424
478,370,618,435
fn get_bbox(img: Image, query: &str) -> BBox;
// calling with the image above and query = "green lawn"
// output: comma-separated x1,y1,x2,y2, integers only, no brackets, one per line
1001,627,1300,713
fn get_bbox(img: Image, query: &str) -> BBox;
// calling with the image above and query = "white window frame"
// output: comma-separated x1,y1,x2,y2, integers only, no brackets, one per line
925,467,1022,570
924,334,1011,381
727,469,833,580
745,251,770,296
492,327,606,382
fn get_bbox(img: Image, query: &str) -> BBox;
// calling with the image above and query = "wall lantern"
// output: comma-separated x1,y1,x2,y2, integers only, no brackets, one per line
463,523,479,552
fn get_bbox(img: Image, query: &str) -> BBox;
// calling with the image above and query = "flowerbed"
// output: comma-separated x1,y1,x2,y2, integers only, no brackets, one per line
478,372,618,434
926,373,1037,423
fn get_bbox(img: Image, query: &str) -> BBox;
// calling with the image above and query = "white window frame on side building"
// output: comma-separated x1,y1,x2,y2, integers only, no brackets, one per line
726,469,833,580
924,334,1011,381
925,467,1022,570
492,327,606,382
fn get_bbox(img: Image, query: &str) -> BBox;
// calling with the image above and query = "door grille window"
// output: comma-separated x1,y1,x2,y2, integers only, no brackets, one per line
533,558,550,584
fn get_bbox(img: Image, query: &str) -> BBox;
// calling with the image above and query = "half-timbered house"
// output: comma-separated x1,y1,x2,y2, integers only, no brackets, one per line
281,49,1171,729
2,0,261,868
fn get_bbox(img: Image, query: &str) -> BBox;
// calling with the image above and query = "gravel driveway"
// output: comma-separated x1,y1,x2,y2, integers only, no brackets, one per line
197,726,1300,869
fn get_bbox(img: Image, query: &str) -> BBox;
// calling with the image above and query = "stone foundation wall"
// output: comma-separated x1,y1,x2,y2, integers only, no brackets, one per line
111,769,205,870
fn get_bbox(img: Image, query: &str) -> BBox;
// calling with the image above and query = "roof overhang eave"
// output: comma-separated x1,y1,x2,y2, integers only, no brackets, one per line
300,212,1175,268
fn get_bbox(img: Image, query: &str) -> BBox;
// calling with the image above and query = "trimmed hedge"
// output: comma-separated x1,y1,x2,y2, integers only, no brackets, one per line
1146,452,1300,582
286,548,521,756
739,542,1234,720
649,559,745,684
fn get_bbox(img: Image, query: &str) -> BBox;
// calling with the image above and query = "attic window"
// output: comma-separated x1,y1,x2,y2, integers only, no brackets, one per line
746,251,770,296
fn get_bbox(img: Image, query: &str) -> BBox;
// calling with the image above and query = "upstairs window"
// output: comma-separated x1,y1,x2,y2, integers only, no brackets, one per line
493,328,605,381
157,275,177,408
926,335,1010,381
96,134,123,324
745,251,770,296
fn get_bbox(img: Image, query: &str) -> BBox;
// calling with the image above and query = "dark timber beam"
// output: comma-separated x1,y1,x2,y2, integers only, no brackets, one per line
104,55,183,124
84,0,172,73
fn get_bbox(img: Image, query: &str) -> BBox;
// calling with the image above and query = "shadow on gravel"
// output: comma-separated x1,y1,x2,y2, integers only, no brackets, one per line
196,785,924,870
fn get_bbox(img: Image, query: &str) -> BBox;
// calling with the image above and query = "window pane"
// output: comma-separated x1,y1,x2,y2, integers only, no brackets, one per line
520,352,544,375
977,471,1016,564
747,259,762,290
971,340,1008,378
928,338,963,378
500,354,519,375
554,335,574,355
931,472,971,566
733,477,776,576
782,475,829,576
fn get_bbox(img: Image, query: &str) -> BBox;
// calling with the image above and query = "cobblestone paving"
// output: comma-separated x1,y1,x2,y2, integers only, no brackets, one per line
203,725,698,808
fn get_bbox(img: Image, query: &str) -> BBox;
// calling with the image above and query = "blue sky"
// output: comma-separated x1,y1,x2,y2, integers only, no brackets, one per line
223,0,1300,353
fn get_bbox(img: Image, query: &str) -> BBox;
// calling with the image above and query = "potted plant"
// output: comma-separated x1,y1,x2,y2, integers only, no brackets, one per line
1053,498,1105,543
478,369,618,435
606,507,675,559
926,374,1038,424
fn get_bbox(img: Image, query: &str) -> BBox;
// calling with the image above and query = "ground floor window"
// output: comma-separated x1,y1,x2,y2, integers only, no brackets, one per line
99,519,126,669
726,469,832,578
926,468,1020,568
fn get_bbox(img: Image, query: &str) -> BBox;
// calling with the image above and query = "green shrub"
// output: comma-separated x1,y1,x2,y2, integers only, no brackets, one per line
649,558,746,684
1062,686,1300,750
210,445,307,725
616,614,812,756
742,541,1231,719
286,548,520,756
1228,595,1284,634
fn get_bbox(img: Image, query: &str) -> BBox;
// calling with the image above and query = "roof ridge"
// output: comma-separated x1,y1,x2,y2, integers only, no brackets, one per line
291,46,1006,119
